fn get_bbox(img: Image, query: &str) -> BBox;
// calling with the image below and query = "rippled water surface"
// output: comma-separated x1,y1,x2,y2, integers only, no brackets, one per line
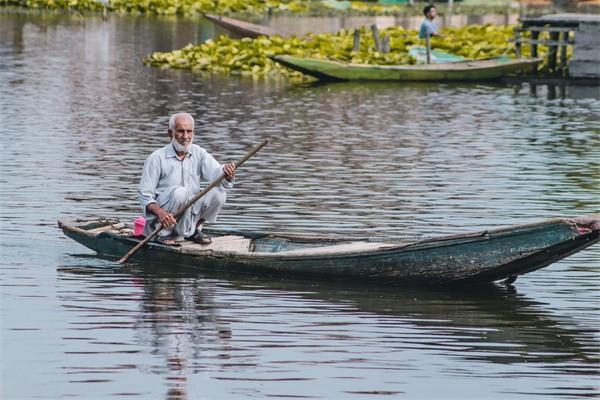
1,12,599,400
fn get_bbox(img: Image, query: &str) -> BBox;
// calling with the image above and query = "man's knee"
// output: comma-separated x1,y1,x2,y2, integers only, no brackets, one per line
166,186,189,211
206,188,226,208
172,186,188,201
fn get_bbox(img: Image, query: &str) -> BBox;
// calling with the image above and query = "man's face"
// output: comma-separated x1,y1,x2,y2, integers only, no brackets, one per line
170,116,194,148
428,7,437,19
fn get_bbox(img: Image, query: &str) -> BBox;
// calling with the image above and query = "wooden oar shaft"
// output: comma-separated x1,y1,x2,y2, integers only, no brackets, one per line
425,34,431,64
117,138,269,264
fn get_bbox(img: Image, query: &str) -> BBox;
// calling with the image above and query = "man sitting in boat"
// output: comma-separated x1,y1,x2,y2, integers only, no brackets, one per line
138,112,236,246
419,4,443,39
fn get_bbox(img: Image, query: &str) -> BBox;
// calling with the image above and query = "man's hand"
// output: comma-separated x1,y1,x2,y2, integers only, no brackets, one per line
147,203,177,228
157,208,177,228
223,162,236,181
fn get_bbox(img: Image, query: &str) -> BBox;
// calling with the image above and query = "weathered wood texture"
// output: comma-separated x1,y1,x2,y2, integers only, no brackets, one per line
382,35,391,54
570,22,600,78
516,14,600,78
370,24,382,52
59,215,600,285
352,29,360,52
204,14,277,38
425,34,431,64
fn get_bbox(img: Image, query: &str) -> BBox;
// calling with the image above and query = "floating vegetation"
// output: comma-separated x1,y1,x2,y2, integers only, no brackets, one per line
5,0,522,17
14,0,105,12
145,24,547,80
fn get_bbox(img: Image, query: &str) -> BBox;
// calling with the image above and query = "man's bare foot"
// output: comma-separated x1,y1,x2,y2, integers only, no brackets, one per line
157,236,182,246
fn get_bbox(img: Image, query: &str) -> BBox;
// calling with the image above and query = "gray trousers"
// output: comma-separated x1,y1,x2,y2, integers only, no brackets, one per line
145,186,226,239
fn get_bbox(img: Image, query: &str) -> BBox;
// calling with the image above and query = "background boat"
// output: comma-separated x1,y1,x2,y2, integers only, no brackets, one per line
271,54,541,81
204,13,277,38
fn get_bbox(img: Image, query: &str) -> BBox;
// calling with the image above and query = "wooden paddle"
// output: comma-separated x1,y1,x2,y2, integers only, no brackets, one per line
117,138,270,264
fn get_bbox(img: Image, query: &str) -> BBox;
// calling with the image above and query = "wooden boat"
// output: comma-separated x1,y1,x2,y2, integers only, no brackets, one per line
204,14,277,38
58,215,599,285
270,55,541,81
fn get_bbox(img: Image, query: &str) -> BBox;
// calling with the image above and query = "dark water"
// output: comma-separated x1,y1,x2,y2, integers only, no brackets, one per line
1,12,599,400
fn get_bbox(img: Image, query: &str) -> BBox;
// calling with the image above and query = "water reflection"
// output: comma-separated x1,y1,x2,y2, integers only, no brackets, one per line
1,11,599,400
136,275,233,400
57,260,598,399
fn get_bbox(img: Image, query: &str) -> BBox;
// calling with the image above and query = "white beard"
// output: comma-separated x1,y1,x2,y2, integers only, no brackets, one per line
171,137,192,153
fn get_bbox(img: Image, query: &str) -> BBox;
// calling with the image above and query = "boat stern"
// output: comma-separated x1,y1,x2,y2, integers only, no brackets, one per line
464,214,600,283
567,214,600,235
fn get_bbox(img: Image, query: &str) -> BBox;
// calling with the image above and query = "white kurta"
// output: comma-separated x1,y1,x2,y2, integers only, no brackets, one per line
138,143,233,238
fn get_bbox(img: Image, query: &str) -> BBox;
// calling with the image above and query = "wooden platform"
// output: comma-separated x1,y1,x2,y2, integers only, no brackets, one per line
516,14,600,78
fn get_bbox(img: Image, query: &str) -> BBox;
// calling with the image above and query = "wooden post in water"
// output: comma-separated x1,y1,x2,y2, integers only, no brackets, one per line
382,35,391,53
425,34,431,64
547,84,557,100
370,24,382,52
353,29,360,52
514,28,522,59
530,30,539,74
548,31,560,73
559,84,566,99
559,31,568,76
529,83,537,97
530,30,540,58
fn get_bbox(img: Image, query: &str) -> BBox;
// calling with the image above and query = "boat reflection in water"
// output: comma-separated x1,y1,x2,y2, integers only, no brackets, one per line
58,260,597,399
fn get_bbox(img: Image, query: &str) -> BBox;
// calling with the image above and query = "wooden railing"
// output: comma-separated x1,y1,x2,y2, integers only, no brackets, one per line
511,26,576,75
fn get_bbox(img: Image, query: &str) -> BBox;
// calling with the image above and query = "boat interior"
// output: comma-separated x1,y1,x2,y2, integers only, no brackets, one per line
66,218,399,255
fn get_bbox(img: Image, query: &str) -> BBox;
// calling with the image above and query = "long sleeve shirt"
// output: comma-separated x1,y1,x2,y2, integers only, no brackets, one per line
419,19,438,39
138,143,233,216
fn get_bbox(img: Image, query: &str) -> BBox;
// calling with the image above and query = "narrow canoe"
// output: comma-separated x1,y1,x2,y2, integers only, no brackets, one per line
270,55,541,81
204,14,276,38
58,215,599,285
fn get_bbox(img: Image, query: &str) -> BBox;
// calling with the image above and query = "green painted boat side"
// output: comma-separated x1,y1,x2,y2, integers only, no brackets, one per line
58,215,599,285
270,55,541,81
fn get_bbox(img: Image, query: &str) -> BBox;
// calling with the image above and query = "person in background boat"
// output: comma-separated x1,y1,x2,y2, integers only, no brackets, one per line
138,112,235,246
419,4,444,39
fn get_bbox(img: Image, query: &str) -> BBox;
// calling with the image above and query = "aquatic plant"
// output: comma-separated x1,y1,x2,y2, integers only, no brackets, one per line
4,0,523,17
145,24,549,79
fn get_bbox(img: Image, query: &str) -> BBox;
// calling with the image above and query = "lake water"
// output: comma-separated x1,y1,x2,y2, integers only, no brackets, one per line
1,12,599,400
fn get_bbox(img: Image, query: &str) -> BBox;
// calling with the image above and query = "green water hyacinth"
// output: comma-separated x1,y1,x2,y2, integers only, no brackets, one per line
5,0,525,17
5,0,299,15
145,24,550,80
18,0,105,12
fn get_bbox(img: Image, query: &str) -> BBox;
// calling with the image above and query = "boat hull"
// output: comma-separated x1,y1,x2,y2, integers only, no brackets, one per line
204,14,276,38
271,55,541,81
58,216,599,285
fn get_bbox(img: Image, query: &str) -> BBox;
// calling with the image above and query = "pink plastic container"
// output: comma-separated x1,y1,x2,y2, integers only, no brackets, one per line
134,216,146,237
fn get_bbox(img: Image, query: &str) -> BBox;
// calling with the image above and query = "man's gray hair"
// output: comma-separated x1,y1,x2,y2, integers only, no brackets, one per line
168,112,194,131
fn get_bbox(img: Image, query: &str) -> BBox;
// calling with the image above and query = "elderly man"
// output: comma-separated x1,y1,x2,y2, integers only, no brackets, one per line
138,113,235,245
